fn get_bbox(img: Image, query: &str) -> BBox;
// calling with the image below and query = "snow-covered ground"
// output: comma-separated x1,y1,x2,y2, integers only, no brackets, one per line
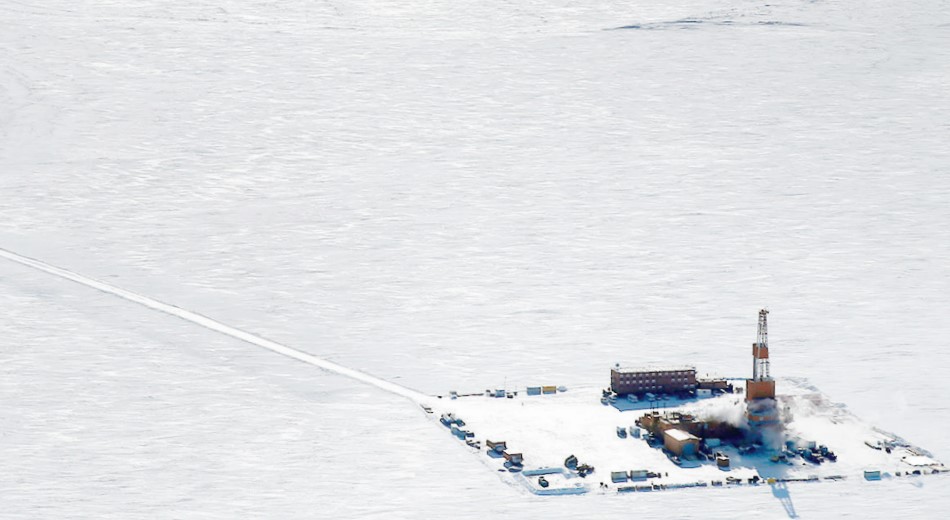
2,0,949,517
438,380,943,497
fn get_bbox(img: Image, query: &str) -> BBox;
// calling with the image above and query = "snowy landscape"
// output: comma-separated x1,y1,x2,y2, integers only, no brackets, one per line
2,0,950,518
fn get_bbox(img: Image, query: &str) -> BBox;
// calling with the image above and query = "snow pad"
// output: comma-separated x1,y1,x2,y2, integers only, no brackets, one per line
433,378,946,497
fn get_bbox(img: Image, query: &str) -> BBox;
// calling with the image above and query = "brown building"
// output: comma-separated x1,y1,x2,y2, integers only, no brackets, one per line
610,366,697,396
663,429,700,457
746,379,776,400
697,378,733,392
638,411,744,443
639,411,696,437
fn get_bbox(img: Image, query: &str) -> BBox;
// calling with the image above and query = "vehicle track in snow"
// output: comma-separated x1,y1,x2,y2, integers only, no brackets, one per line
0,247,432,405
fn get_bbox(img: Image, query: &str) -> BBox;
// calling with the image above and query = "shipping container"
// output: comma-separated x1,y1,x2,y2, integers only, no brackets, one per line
629,470,649,480
486,440,507,453
503,452,524,465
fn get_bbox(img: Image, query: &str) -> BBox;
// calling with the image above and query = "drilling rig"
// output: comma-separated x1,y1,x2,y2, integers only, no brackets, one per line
746,309,776,401
746,309,779,427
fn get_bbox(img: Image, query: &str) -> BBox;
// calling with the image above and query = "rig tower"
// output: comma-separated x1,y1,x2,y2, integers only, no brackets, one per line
746,309,778,429
746,309,776,401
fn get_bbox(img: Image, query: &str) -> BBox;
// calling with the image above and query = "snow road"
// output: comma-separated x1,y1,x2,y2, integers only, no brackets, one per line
0,247,431,404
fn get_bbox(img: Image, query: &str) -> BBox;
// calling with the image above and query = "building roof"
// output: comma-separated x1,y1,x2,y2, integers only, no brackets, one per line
665,429,699,442
612,365,695,374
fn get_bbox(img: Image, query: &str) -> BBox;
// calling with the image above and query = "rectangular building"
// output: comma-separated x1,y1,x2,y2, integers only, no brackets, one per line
664,429,700,457
610,366,697,396
697,378,733,391
745,379,776,401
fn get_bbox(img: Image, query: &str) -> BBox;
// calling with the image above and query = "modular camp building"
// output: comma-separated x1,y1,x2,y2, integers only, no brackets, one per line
610,366,697,396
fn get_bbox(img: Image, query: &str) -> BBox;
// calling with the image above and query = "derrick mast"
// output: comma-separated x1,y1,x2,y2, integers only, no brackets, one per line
752,309,771,381
745,309,779,438
746,309,776,405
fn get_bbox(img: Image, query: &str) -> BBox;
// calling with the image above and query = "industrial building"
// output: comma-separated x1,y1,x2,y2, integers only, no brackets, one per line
696,379,733,392
639,410,697,436
637,410,744,444
610,366,697,396
664,429,700,457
